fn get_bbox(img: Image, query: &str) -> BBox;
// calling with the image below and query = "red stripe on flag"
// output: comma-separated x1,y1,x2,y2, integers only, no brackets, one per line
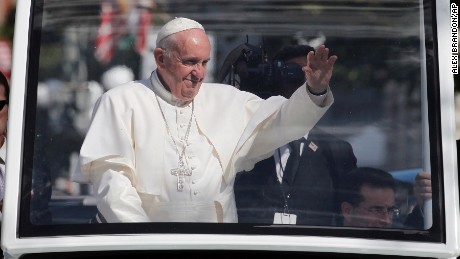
94,0,114,64
135,8,152,54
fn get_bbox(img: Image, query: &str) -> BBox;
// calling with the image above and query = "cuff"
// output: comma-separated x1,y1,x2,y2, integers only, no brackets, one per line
306,86,329,106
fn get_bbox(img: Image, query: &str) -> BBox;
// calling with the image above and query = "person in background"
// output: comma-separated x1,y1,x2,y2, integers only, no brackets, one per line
234,45,356,226
0,71,9,213
77,18,337,223
338,167,399,228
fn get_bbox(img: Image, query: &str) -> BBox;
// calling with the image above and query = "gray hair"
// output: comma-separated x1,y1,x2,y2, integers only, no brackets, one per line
157,34,177,58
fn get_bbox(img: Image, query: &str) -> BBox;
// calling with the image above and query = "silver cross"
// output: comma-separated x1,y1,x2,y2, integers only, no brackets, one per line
170,166,192,191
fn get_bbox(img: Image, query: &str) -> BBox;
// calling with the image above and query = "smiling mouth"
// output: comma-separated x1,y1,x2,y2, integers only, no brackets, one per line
186,78,201,85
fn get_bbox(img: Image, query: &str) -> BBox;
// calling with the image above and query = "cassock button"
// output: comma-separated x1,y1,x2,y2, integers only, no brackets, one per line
192,180,196,184
193,191,199,195
191,166,196,170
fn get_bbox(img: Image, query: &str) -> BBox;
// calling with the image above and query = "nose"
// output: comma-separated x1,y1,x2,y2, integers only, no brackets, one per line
191,63,206,80
379,213,393,227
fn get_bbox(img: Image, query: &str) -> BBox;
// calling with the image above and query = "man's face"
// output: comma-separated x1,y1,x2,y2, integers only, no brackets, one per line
0,83,8,143
342,184,396,228
286,56,308,68
155,29,211,102
281,56,308,98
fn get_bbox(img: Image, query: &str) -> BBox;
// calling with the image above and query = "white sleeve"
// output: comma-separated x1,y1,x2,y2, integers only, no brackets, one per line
79,93,150,222
306,85,331,107
232,85,334,174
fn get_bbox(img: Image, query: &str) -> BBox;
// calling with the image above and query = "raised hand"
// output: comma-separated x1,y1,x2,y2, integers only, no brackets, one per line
303,45,338,94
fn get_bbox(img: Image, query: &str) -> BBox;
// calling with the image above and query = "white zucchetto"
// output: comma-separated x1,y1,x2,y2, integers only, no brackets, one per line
156,17,205,46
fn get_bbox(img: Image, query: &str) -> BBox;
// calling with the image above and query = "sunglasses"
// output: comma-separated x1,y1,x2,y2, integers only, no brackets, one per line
0,100,8,111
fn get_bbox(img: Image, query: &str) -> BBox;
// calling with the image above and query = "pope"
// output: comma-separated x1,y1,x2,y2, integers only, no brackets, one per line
78,17,337,223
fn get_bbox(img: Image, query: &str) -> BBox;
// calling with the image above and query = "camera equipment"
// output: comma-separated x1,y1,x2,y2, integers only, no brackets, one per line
217,42,305,98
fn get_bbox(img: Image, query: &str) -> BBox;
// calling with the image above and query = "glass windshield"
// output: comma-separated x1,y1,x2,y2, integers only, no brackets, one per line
18,0,442,242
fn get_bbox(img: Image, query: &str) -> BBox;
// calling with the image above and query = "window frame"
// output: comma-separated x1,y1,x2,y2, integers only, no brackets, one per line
2,0,458,258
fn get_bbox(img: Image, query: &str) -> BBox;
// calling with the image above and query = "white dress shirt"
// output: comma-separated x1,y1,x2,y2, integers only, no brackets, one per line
274,133,309,183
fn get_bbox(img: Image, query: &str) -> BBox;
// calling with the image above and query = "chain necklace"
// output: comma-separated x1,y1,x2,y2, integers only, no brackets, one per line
154,92,194,191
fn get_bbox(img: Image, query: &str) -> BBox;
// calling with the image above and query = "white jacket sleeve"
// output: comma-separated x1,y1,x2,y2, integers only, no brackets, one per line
79,92,150,222
232,84,334,175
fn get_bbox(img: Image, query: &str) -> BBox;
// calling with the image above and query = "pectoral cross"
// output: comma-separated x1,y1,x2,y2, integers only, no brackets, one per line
170,161,192,191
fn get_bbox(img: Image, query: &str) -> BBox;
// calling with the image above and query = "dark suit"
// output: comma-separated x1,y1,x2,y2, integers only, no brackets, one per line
234,127,357,225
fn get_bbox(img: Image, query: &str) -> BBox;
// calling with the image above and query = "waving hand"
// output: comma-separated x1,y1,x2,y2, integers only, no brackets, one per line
303,45,337,94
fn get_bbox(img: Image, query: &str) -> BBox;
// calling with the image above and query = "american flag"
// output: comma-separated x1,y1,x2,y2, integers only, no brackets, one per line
94,0,115,64
135,6,152,54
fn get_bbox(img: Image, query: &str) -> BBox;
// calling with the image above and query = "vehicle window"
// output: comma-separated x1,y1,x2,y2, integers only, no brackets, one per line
15,0,446,243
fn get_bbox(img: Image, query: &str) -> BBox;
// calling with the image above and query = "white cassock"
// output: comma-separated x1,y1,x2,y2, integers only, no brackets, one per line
77,70,333,223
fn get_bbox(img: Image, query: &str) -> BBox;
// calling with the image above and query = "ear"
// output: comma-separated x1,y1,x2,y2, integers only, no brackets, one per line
341,202,353,221
154,48,166,68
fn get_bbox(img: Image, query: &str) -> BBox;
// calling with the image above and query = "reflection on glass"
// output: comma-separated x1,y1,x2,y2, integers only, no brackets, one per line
29,0,432,231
